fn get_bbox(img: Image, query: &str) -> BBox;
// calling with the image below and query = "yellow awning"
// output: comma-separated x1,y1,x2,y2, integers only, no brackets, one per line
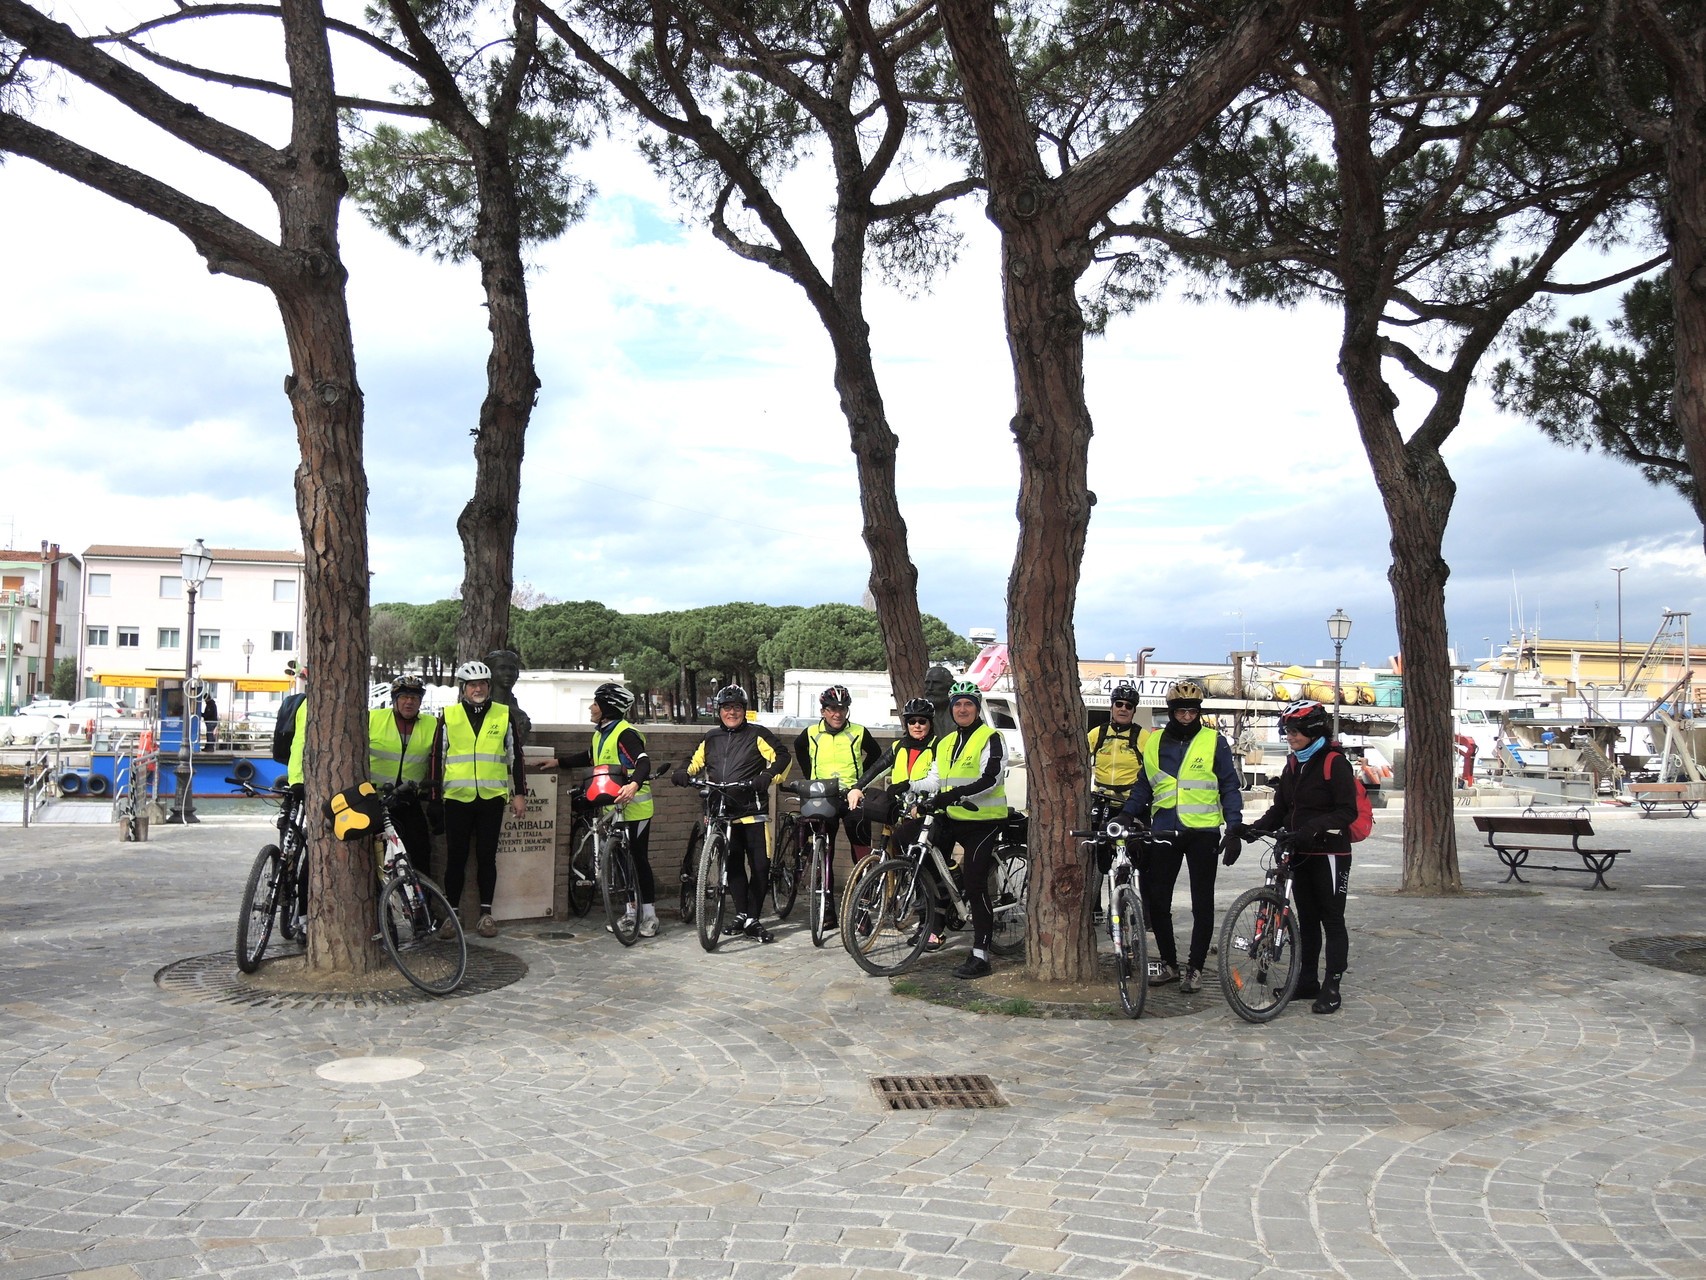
235,677,293,692
97,673,165,689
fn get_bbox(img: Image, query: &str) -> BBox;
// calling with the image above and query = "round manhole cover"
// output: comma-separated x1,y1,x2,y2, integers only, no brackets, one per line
1610,935,1706,977
316,1056,426,1083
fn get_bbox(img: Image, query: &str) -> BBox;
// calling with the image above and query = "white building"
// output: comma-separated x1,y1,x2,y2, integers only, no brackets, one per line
0,543,82,711
80,544,306,713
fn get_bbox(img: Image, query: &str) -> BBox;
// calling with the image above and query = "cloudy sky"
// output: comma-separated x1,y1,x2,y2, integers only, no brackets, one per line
3,11,1701,673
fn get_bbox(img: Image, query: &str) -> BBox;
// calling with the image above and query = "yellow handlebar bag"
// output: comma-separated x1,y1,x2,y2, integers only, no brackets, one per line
324,782,386,842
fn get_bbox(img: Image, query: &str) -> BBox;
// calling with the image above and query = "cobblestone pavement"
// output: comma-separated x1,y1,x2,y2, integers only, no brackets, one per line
1,813,1704,1280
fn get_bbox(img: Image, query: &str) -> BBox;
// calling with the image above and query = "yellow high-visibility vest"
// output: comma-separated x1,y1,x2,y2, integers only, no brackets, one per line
442,702,512,801
1142,725,1224,827
594,719,652,821
940,723,1007,821
369,707,437,786
807,721,868,787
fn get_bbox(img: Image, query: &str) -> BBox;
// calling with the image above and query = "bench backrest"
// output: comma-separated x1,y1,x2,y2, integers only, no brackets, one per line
1631,782,1688,794
1473,815,1592,836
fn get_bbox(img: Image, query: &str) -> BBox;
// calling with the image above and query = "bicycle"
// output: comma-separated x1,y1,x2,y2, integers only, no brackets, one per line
680,778,767,952
781,778,843,947
579,762,670,946
233,778,308,974
564,790,598,918
1071,818,1168,1019
372,781,466,995
769,805,802,919
1218,828,1302,1023
844,796,1028,976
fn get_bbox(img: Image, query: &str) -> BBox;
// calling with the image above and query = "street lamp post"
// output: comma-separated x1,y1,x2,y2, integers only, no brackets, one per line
1327,609,1353,741
167,540,214,825
241,637,254,726
1611,566,1628,692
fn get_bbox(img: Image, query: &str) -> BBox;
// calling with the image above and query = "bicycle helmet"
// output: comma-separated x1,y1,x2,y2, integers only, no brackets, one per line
593,682,635,718
713,684,748,709
1110,681,1139,706
901,696,935,720
947,679,982,706
390,674,426,697
1165,677,1206,708
1280,698,1331,740
820,684,852,711
455,660,492,684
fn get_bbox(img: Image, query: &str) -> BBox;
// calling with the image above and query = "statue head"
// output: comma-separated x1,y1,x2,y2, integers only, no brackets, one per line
923,664,957,737
485,649,522,697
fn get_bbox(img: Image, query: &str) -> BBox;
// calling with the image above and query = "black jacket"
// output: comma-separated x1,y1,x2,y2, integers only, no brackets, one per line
685,721,786,819
1249,745,1358,854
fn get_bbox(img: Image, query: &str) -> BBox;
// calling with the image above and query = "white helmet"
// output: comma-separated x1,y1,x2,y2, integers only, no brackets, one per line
455,660,492,684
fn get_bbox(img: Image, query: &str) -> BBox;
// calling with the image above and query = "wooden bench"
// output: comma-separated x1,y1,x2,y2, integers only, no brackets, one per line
1472,815,1629,891
1629,782,1701,818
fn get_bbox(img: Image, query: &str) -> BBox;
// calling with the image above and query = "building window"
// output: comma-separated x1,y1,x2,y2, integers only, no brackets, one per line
272,630,295,651
158,628,180,649
28,620,39,643
159,576,182,599
54,624,63,645
273,579,298,603
198,630,220,651
56,580,66,601
201,578,222,601
117,627,140,648
88,626,109,647
88,574,111,596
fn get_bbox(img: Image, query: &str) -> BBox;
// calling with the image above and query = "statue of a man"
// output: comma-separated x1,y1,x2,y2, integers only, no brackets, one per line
923,664,957,740
486,649,531,749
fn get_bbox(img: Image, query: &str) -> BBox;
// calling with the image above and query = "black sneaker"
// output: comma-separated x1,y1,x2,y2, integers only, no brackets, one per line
1293,977,1322,1001
953,954,992,980
726,913,750,939
1311,976,1342,1015
744,918,775,944
1149,962,1179,988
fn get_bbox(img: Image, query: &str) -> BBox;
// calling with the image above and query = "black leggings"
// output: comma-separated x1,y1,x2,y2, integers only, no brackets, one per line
444,795,506,913
723,821,770,919
388,798,433,872
1139,827,1220,972
626,817,655,905
937,817,1004,951
1292,852,1352,979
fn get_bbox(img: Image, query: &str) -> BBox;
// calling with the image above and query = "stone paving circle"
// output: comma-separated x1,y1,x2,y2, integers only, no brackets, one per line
3,814,1706,1280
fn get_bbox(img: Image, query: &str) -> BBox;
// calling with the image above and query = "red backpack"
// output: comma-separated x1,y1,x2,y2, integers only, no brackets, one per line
1324,750,1375,843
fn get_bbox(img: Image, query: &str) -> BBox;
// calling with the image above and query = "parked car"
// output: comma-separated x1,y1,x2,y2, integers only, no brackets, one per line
14,698,72,719
70,697,130,719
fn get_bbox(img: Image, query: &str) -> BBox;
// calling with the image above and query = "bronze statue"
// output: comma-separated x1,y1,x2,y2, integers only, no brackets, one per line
486,649,531,749
924,664,956,740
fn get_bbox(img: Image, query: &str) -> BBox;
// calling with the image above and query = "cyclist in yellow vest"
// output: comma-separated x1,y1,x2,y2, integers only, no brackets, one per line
792,684,883,905
369,673,437,870
1120,677,1243,993
848,696,938,853
430,660,527,939
933,681,1009,981
1090,681,1149,802
557,682,660,938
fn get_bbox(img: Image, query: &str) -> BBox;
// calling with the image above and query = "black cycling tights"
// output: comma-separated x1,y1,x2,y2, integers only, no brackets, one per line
723,821,770,920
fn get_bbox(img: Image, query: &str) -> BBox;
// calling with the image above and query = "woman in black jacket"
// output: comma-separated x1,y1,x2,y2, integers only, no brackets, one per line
1244,700,1359,1014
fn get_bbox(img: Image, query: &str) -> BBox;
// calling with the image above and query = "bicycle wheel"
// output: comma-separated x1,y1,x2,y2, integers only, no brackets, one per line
234,844,281,973
1218,887,1300,1023
276,817,307,940
988,851,1029,958
771,820,802,919
600,829,642,947
679,825,703,925
809,832,833,947
379,873,467,995
568,827,598,918
695,829,729,953
838,850,881,944
1113,882,1147,1019
846,858,934,977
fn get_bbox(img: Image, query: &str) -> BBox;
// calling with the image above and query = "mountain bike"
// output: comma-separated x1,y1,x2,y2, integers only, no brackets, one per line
372,782,466,995
1071,818,1171,1018
564,790,597,918
781,778,843,947
579,763,670,946
769,806,802,919
233,778,307,973
1218,828,1302,1023
681,778,765,952
844,796,1027,976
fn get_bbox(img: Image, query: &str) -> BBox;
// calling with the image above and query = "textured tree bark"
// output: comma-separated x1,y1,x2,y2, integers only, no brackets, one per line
275,0,383,972
1666,68,1706,546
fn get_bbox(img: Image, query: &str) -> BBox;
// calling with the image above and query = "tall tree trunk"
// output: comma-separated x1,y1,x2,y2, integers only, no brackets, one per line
276,0,384,973
454,154,537,659
1667,68,1706,547
1002,211,1096,982
1338,311,1462,895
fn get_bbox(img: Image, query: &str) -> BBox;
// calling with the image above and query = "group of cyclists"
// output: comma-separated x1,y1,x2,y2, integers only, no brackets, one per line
345,657,1359,1014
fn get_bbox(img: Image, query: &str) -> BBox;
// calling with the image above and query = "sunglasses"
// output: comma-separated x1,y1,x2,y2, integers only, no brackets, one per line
904,716,932,725
1110,700,1135,709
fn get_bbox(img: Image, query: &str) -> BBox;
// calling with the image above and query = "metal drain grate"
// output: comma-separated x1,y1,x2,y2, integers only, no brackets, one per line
871,1074,1005,1111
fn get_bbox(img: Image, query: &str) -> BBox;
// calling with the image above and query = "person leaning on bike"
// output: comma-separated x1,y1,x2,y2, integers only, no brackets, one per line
1237,699,1358,1015
1089,680,1151,891
933,680,1009,981
369,674,438,871
558,682,660,938
673,684,787,943
429,660,527,940
1121,677,1242,994
849,696,938,854
792,684,883,904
